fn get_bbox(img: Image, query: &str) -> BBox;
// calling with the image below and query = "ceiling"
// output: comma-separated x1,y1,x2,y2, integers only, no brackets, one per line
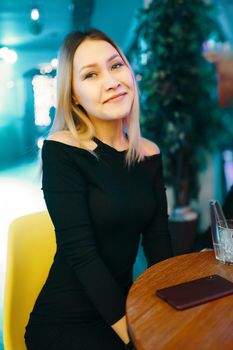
1,0,233,76
1,1,233,50
0,0,144,52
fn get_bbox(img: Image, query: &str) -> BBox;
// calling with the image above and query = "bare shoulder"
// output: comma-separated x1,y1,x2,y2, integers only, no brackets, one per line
47,130,74,143
47,131,96,150
141,137,160,156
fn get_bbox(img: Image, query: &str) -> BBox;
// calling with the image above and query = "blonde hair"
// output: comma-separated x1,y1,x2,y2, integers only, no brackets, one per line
51,28,145,165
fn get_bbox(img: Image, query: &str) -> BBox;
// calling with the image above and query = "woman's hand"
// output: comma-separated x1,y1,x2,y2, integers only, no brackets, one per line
200,248,214,252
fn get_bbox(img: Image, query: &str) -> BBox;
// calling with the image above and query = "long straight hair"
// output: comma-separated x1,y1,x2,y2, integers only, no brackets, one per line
51,28,145,165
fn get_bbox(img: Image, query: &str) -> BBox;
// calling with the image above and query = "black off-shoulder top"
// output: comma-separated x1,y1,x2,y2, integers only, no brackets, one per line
27,137,172,327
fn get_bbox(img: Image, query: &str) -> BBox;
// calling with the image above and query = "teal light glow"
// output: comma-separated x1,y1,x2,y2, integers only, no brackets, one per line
0,61,14,116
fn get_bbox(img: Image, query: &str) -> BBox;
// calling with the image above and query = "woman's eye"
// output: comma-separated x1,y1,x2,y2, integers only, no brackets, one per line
84,72,97,79
112,62,124,70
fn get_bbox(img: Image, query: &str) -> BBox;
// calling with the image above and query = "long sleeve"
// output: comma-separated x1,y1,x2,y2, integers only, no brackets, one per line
142,155,173,266
41,143,126,325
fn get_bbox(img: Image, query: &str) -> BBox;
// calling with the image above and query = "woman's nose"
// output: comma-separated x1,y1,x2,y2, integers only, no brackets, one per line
103,71,120,90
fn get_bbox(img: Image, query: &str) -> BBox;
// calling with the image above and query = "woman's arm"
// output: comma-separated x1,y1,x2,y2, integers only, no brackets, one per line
142,155,173,266
42,142,126,327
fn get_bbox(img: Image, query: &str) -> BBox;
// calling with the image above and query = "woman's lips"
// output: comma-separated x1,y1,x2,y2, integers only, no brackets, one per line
104,93,127,103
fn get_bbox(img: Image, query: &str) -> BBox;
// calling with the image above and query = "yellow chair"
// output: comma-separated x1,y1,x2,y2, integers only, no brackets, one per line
3,211,56,350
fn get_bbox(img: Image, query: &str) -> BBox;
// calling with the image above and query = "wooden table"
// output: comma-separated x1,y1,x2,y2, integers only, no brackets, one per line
126,252,233,350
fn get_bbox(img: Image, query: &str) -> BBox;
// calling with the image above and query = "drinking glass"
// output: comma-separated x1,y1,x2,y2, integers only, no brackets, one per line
218,220,233,265
209,200,226,262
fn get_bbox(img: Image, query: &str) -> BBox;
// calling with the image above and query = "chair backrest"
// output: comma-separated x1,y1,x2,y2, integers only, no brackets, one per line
3,211,56,350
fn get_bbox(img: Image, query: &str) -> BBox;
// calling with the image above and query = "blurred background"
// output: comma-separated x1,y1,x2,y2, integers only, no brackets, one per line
1,0,233,347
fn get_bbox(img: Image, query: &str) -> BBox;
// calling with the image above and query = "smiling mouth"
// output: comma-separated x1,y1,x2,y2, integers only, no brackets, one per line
104,93,127,103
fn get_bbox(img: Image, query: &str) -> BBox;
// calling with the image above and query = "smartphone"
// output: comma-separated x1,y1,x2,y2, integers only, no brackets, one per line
156,274,233,310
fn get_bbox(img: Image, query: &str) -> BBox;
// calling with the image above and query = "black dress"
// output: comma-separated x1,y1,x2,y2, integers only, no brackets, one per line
24,137,172,350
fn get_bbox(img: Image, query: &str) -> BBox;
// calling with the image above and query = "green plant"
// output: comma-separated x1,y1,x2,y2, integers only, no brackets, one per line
134,0,229,206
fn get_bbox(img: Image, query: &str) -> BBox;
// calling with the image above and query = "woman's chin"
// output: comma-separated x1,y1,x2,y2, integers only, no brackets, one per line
103,107,132,120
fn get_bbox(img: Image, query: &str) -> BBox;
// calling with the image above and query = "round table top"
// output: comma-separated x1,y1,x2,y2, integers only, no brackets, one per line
126,251,233,350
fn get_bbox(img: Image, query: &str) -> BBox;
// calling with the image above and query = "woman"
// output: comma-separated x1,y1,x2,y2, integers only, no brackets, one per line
24,28,173,350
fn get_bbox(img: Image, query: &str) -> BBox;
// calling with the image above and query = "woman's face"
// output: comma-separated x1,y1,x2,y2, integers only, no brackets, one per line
72,39,135,121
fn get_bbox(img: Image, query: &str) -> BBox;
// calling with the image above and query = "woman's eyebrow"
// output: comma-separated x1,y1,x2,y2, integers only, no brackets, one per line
79,53,120,73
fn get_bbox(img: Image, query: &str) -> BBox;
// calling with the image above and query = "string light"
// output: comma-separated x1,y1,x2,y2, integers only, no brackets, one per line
32,75,56,126
0,47,9,58
51,58,58,68
6,81,15,89
37,137,44,149
31,8,40,21
0,47,18,64
40,64,53,74
141,53,148,65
